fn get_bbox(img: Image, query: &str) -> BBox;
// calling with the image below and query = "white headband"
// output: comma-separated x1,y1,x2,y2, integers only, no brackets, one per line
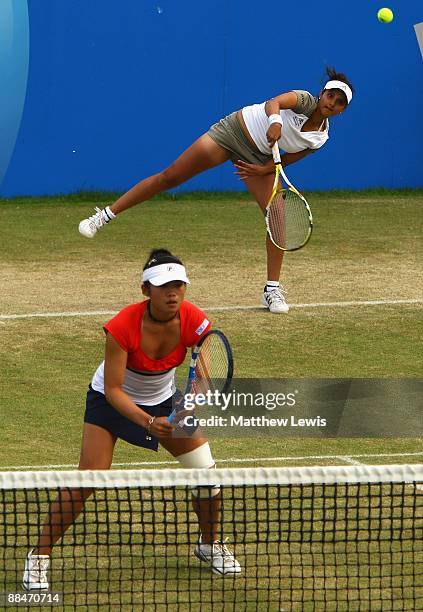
142,263,190,286
324,79,353,104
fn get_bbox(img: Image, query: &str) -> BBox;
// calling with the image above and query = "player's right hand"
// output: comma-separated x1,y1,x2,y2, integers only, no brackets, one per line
266,124,282,147
149,416,175,438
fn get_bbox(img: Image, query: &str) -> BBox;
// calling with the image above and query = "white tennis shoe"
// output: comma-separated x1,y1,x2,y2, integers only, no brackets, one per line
78,206,114,238
262,286,289,314
194,538,241,575
23,549,50,591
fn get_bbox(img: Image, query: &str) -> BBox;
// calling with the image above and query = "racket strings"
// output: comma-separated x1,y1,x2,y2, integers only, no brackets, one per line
268,188,311,250
192,336,230,395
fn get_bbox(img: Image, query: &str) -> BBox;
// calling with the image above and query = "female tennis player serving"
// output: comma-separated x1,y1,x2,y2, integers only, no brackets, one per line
79,67,354,313
23,249,241,590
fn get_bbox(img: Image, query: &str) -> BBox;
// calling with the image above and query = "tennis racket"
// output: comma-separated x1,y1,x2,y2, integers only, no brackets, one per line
265,143,313,251
168,330,234,423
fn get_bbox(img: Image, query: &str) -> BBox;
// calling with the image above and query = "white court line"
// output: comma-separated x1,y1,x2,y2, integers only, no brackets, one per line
2,451,422,471
0,299,421,320
336,456,366,466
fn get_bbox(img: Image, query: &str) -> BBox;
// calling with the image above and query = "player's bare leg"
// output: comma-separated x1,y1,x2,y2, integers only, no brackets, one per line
243,174,289,313
160,437,221,543
160,437,241,575
79,135,230,237
111,135,230,214
33,425,115,556
23,425,116,590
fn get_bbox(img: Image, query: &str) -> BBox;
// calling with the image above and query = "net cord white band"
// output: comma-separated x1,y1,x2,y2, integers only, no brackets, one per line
0,464,422,490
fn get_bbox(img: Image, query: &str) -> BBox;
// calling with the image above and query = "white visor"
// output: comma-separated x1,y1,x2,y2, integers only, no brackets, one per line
142,263,190,286
324,80,353,104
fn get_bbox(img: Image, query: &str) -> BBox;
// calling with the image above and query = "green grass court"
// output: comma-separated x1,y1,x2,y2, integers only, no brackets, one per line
0,190,421,469
0,191,422,610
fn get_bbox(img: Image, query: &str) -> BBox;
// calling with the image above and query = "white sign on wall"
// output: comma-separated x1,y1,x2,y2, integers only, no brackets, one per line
414,22,423,59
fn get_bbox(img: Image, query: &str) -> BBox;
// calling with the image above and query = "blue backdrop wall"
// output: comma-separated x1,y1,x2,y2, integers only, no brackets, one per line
1,0,422,196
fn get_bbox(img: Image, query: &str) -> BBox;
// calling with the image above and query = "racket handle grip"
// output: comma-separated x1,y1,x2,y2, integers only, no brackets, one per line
272,143,281,164
167,409,177,424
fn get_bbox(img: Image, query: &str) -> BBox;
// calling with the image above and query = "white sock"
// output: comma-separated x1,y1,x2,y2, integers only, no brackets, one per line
265,281,279,293
102,206,116,222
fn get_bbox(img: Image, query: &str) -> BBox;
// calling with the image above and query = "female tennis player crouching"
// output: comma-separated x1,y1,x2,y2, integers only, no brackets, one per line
78,67,354,314
23,249,241,591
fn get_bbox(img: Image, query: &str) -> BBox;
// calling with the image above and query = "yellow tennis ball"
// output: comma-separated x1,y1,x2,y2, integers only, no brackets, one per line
377,7,394,23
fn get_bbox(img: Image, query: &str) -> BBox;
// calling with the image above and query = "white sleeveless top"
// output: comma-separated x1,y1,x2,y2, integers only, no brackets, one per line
241,91,329,155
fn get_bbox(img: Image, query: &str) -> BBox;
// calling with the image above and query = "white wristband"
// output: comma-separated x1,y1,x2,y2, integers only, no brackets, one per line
268,113,282,127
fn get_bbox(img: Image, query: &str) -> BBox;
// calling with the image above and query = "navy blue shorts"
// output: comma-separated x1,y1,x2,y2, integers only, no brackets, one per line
84,386,174,451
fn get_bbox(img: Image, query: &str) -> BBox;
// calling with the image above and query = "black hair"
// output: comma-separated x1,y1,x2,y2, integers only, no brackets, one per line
324,66,355,99
142,249,184,286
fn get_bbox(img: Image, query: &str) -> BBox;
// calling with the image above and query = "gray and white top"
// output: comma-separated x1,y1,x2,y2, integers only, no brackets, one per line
242,90,329,155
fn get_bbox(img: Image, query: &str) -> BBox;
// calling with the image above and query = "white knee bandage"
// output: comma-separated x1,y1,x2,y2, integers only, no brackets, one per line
176,442,215,469
177,443,220,499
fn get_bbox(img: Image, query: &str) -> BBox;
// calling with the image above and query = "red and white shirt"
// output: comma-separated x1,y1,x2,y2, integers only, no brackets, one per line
91,300,211,405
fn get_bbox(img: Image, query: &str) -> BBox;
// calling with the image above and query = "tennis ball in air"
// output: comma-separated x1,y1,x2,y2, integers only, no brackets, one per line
377,8,394,23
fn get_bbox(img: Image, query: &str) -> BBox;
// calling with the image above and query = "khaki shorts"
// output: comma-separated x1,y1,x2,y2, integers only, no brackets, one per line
207,112,272,165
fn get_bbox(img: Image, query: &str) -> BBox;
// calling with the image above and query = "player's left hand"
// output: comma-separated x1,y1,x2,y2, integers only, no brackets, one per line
234,160,271,179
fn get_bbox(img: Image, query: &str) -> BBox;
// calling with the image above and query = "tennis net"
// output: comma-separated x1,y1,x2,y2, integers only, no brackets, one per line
0,464,422,611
